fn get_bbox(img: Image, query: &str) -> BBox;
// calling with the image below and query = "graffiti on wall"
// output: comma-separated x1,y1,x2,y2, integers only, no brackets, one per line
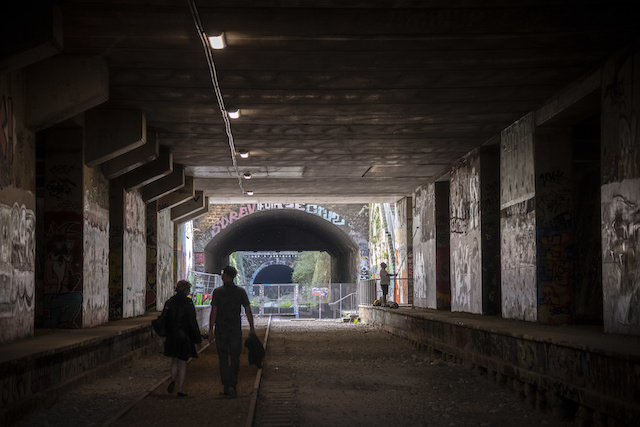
42,220,83,328
123,190,146,319
602,187,640,334
500,113,535,207
501,199,537,321
83,207,110,326
209,203,346,237
0,202,35,344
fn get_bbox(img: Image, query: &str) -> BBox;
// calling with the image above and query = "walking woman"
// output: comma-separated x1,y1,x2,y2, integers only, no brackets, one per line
163,280,202,397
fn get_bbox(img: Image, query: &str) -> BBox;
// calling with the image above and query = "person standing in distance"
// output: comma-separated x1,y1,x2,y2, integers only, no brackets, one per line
379,262,396,306
209,265,256,398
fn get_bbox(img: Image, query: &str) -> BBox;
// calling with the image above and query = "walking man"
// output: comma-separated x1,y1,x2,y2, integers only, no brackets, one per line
209,265,256,398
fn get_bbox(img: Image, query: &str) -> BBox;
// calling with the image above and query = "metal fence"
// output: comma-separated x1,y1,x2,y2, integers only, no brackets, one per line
191,272,360,319
357,278,409,305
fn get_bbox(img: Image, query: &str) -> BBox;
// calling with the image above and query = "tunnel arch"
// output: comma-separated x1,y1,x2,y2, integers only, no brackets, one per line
204,209,360,283
253,264,294,284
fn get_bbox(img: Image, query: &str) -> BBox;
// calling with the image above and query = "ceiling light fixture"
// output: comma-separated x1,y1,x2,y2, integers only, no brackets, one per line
228,109,241,119
246,191,254,196
208,33,226,49
243,172,252,180
238,150,250,159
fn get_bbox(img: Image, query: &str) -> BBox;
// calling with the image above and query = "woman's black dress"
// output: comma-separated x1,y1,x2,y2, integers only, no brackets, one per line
163,293,202,360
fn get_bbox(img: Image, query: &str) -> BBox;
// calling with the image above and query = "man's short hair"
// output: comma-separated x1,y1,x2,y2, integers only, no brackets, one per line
222,265,237,279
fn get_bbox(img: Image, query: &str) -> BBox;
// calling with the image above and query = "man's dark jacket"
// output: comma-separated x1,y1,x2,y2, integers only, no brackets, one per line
244,334,265,368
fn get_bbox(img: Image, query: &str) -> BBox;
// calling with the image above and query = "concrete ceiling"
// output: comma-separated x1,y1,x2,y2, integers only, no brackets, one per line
58,0,639,203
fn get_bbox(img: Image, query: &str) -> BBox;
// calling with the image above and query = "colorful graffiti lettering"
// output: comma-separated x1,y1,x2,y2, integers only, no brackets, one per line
210,203,347,238
211,204,257,235
306,204,345,225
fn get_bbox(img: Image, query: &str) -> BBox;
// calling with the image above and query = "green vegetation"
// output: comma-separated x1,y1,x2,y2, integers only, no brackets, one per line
292,251,332,306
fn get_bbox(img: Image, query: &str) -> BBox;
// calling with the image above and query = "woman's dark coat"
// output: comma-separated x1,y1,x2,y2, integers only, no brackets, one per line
162,293,202,360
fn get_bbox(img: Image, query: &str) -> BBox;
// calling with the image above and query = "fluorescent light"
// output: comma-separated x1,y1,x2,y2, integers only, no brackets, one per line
238,150,249,159
246,191,254,196
208,33,227,49
243,172,252,180
228,109,241,119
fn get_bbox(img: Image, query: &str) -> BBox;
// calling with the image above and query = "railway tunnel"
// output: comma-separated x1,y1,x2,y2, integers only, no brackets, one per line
203,208,361,284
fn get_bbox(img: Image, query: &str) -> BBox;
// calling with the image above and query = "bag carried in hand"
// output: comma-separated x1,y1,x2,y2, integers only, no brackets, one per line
152,314,167,337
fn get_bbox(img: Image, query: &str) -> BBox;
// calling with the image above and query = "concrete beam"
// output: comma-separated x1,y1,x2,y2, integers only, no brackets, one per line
0,2,62,74
84,108,146,167
174,200,209,225
141,164,185,204
123,146,172,191
535,68,601,127
171,192,208,224
157,176,195,211
26,55,108,131
102,131,159,179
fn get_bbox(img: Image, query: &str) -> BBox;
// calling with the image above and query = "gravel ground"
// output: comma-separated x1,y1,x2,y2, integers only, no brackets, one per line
13,316,574,427
255,318,574,427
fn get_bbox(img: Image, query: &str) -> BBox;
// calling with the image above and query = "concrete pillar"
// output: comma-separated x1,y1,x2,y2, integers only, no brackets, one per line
450,146,500,315
413,181,451,310
41,127,109,329
535,127,574,324
435,181,451,311
500,113,537,321
394,197,412,304
0,71,36,344
109,178,147,319
146,201,174,311
600,47,640,335
412,183,436,308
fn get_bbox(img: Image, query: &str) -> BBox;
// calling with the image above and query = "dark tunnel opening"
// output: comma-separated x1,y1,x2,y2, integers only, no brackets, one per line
253,264,294,284
204,210,360,283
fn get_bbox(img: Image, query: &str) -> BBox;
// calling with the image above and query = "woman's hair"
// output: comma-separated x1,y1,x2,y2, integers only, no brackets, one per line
175,280,192,295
